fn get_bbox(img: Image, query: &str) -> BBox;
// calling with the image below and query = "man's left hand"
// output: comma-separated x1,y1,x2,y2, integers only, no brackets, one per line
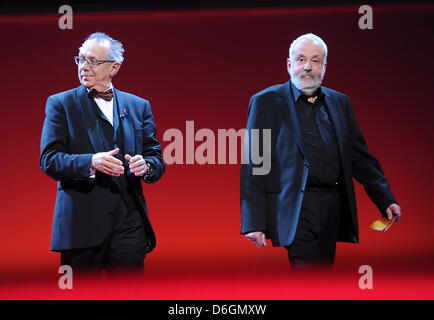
125,154,151,176
385,203,401,222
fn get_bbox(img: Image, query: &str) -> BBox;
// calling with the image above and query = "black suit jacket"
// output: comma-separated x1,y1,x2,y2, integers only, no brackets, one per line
40,85,165,252
241,81,396,246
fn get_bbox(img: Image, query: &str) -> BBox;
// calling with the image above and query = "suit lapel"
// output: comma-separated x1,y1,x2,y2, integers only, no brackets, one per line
112,92,120,143
76,85,106,153
276,81,305,158
324,92,344,158
114,89,135,156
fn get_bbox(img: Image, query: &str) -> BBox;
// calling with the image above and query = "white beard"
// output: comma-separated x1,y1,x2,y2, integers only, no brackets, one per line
290,68,325,96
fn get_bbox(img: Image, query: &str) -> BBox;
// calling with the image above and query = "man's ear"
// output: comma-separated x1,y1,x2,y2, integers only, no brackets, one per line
286,58,291,75
111,62,121,77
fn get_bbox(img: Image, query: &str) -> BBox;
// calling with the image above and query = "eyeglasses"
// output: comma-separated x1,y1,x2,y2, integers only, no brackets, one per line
74,56,115,68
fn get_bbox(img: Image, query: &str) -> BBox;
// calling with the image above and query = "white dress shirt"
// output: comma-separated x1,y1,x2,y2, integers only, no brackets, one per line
91,84,114,126
88,84,114,177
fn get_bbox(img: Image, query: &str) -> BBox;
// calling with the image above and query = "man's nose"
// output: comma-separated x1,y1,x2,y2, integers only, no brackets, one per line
304,61,312,71
82,61,90,71
79,59,91,72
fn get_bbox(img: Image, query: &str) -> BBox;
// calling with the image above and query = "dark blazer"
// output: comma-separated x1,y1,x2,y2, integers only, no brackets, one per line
240,81,396,247
40,85,165,252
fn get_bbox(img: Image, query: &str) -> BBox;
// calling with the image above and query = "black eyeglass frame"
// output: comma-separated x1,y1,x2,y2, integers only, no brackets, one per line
74,56,115,68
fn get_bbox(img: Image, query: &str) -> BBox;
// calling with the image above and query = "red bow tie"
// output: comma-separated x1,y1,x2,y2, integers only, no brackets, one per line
88,88,113,101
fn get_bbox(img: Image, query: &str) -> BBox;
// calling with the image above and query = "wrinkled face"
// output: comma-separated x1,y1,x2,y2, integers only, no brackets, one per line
287,39,327,95
77,39,121,91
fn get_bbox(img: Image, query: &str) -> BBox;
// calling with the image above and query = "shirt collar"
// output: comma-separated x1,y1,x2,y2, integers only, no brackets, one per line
85,83,114,93
290,80,324,103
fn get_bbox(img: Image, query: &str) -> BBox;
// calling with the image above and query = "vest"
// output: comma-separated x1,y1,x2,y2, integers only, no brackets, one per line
91,98,140,213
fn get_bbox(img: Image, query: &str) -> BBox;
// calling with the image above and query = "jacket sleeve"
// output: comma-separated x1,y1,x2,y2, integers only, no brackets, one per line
346,96,397,215
39,95,94,181
140,100,165,184
240,96,267,234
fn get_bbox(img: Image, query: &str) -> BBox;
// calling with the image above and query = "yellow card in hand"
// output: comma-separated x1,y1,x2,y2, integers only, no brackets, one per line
370,215,398,232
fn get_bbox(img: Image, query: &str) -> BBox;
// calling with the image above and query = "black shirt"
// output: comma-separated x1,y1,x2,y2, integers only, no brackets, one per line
290,81,340,187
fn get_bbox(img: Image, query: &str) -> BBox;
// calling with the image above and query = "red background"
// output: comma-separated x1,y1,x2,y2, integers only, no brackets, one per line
0,4,433,299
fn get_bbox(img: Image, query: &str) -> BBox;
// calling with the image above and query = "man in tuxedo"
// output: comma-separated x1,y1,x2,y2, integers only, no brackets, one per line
240,33,401,268
40,32,165,275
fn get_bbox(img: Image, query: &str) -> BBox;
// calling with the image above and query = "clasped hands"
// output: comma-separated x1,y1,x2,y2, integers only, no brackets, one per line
91,148,150,177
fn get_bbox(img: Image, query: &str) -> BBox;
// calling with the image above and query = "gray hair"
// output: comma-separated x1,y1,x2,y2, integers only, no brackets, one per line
80,32,125,63
289,33,328,63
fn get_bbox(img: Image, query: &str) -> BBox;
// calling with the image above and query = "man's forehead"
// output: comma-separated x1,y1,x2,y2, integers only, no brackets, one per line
79,39,110,56
293,39,325,57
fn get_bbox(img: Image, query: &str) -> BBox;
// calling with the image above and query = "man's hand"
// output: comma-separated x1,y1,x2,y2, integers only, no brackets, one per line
245,231,267,248
125,154,150,176
91,148,124,176
386,203,402,222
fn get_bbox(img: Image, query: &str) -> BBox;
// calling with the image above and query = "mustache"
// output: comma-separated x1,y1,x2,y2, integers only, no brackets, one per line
300,71,315,78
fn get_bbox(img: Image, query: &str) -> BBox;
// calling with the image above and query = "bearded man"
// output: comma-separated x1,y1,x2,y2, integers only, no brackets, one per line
240,33,401,268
